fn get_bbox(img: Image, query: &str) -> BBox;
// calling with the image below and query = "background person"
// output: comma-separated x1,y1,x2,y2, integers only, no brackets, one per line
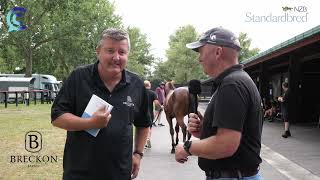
278,82,291,138
264,100,277,122
154,82,165,126
144,80,161,148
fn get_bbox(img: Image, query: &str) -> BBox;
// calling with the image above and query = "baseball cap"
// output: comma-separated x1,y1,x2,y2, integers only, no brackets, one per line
186,27,241,52
159,82,165,86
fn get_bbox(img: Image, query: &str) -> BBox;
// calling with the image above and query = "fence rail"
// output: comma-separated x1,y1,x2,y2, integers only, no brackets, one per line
0,90,58,108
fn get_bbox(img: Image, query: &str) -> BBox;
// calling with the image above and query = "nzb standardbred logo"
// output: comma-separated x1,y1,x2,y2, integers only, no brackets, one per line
25,131,42,153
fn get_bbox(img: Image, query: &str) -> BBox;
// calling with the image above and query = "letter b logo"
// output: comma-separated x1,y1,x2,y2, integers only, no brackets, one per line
25,131,42,153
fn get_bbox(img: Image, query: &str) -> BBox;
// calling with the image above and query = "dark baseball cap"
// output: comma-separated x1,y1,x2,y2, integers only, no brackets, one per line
186,27,241,52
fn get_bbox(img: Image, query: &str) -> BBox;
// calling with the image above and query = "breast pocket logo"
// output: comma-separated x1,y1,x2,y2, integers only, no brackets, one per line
123,96,135,107
0,6,27,32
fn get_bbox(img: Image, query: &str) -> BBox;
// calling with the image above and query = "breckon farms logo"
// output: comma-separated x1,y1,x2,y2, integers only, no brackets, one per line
245,5,308,23
9,131,58,168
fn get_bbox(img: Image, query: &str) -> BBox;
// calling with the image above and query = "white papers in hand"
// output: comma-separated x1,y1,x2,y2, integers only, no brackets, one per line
81,94,113,137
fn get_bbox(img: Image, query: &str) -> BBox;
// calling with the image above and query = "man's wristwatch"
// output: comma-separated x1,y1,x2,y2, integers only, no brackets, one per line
133,151,143,159
183,140,192,155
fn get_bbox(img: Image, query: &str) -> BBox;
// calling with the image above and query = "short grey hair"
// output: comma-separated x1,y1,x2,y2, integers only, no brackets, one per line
96,28,130,51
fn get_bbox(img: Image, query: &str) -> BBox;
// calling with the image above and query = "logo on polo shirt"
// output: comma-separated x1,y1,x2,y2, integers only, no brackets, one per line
123,96,135,107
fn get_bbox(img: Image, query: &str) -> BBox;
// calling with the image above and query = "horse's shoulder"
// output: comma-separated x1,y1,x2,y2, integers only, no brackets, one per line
176,86,188,90
174,87,189,95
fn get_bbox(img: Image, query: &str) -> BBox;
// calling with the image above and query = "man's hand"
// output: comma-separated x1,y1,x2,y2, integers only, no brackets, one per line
188,113,203,138
175,143,189,163
89,105,111,129
131,154,141,179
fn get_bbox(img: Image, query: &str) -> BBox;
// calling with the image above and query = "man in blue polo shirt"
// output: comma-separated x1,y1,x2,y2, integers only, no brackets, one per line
51,28,150,180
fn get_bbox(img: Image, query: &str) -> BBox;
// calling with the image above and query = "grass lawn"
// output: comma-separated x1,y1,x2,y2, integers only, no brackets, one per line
0,104,65,180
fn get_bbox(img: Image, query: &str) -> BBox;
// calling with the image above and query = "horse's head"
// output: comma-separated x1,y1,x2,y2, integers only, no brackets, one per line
165,81,175,95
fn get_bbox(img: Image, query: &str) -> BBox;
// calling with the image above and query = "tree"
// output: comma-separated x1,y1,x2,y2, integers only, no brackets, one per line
127,27,154,79
164,25,206,84
238,32,260,62
0,45,23,73
0,0,122,79
152,58,175,82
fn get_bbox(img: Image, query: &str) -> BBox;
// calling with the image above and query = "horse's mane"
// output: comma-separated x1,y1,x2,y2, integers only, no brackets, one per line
166,81,175,90
165,81,175,96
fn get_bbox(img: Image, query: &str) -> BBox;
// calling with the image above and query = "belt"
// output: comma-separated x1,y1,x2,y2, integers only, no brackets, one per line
205,169,258,179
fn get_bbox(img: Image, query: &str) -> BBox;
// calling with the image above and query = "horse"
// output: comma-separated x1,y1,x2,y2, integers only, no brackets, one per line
164,80,201,153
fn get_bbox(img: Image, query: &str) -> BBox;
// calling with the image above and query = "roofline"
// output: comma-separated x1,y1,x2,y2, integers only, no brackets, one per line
242,25,320,68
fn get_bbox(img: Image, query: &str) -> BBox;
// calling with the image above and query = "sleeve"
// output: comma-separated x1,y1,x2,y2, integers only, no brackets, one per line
51,70,77,121
133,85,152,127
213,84,248,132
152,91,158,101
155,88,160,98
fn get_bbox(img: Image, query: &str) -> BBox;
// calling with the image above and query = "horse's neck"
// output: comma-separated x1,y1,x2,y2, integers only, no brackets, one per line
167,89,174,96
165,90,174,103
165,88,173,97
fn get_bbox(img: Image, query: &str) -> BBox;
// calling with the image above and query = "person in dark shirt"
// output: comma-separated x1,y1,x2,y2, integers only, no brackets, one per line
278,82,291,138
264,100,277,122
175,27,263,180
144,80,161,148
51,28,150,180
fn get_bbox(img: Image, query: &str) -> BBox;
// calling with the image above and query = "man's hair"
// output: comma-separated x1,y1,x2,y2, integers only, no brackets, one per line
220,47,239,63
96,28,130,50
144,80,151,89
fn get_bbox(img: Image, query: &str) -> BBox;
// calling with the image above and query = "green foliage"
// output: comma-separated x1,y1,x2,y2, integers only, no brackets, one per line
0,45,23,73
0,1,155,81
162,25,206,84
127,27,154,78
152,58,175,81
238,32,260,62
0,0,122,79
153,28,258,83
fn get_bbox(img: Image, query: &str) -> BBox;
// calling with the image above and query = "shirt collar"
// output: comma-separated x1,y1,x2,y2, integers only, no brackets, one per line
213,64,243,86
92,60,131,88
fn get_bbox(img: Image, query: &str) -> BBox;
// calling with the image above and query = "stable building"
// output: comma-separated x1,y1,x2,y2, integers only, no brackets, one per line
201,25,320,124
243,25,320,124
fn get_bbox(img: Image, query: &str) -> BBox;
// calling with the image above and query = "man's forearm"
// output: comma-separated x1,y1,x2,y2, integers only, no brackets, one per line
134,127,149,153
52,113,91,131
189,128,241,159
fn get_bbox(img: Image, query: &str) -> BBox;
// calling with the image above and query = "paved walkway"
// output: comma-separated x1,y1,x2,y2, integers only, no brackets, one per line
137,102,320,180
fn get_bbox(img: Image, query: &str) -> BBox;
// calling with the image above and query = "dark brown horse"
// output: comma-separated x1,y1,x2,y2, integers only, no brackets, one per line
164,80,201,153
